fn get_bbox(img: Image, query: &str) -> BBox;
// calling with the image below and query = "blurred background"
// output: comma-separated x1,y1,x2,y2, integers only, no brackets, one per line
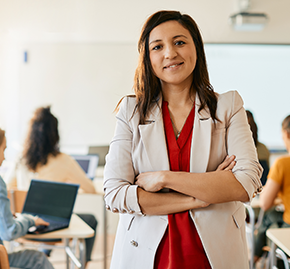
0,0,289,162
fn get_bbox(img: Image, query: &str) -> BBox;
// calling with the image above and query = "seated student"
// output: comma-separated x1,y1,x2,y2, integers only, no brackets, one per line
254,115,290,263
246,110,270,185
4,106,98,265
0,128,54,269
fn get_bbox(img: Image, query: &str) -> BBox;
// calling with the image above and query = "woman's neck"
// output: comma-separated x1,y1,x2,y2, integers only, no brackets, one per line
162,86,195,108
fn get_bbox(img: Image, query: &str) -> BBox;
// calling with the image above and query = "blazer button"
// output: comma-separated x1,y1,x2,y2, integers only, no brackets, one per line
130,240,138,247
129,210,135,214
105,205,110,210
112,208,119,213
257,187,263,193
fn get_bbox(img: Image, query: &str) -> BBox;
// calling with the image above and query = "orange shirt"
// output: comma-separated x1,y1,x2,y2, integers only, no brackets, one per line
268,155,290,224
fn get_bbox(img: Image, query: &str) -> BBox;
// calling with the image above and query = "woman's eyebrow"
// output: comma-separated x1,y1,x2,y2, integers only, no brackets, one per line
173,34,188,39
149,34,189,45
149,39,162,45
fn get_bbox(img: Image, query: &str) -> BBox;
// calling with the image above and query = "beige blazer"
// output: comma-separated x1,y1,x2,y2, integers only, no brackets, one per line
104,90,263,269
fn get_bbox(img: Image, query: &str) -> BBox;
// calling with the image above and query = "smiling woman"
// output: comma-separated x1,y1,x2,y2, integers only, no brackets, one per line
104,10,263,269
149,20,197,93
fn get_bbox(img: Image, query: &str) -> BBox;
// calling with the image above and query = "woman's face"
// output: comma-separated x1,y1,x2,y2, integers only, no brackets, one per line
0,136,6,166
148,20,197,89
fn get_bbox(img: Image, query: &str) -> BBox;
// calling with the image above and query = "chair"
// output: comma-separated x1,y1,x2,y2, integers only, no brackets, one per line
0,244,10,269
244,203,266,269
245,204,256,269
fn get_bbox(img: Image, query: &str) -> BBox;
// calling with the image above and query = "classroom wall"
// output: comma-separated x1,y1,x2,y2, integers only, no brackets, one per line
1,0,290,161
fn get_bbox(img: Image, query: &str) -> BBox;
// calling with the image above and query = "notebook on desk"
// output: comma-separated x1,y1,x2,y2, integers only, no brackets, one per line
22,179,79,234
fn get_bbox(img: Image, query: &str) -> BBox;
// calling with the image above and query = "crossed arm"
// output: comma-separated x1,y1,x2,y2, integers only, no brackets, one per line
135,155,248,215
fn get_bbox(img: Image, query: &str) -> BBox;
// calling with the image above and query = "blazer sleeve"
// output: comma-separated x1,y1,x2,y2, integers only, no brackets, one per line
222,91,263,201
103,97,143,216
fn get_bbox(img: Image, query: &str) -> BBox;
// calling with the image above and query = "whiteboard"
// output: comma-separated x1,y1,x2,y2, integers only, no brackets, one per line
14,42,290,158
204,43,290,150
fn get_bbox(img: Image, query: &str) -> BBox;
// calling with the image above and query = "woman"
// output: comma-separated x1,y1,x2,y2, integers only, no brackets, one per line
0,128,54,269
246,110,270,185
4,107,97,264
104,10,263,269
5,107,96,193
255,115,290,261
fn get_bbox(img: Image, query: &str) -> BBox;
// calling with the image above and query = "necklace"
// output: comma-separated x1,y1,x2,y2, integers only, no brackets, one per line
169,102,195,139
170,118,183,139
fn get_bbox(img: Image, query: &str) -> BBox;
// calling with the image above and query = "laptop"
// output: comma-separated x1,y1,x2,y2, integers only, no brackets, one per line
88,145,109,166
22,179,79,234
70,154,99,180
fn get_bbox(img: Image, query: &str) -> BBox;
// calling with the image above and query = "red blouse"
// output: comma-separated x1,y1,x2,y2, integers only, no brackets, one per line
154,101,211,269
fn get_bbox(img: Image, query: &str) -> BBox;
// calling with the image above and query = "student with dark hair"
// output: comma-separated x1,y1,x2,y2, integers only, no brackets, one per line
0,128,54,269
4,107,97,265
255,115,290,263
246,110,270,185
104,10,263,269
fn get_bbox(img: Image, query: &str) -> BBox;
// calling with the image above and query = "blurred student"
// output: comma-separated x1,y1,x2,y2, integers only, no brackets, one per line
0,128,54,269
246,110,270,185
4,107,97,265
254,115,290,261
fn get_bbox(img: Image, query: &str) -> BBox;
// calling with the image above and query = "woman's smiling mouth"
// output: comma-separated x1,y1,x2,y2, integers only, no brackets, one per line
164,62,184,69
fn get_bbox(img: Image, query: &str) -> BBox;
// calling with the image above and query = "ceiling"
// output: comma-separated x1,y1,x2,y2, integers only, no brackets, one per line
0,0,289,44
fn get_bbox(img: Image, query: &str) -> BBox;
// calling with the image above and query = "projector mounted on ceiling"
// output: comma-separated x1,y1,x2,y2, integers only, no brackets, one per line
229,12,268,31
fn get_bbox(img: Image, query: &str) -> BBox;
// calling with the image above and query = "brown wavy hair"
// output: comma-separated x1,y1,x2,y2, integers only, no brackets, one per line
0,129,5,145
22,106,60,171
246,110,258,146
128,10,218,124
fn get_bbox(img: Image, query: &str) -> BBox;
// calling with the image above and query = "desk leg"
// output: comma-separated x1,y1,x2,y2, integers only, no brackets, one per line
104,201,107,269
269,240,277,269
78,238,86,269
64,238,82,269
65,239,70,269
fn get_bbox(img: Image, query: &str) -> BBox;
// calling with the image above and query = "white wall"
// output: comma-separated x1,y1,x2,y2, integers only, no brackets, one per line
1,0,290,160
205,43,290,149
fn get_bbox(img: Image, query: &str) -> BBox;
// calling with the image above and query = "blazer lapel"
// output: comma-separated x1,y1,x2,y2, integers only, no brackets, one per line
138,100,170,172
190,94,212,173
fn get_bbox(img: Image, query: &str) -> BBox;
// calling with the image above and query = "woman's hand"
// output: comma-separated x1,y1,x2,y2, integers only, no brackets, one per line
135,171,169,192
191,197,210,209
136,155,236,192
216,155,236,171
31,215,50,227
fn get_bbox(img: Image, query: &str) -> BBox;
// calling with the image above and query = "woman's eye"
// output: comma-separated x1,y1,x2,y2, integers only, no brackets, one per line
175,41,185,46
152,45,162,51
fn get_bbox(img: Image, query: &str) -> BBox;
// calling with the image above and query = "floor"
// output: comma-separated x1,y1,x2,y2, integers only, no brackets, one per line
6,234,115,269
49,234,115,269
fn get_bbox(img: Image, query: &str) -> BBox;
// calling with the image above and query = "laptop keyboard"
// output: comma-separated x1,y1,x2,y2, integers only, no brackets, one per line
28,221,68,234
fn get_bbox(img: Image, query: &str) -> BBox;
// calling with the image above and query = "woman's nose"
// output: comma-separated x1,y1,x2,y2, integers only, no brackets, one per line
164,45,177,59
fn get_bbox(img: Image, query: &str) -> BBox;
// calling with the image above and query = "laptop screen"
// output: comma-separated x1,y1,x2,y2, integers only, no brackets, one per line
76,159,90,173
70,154,99,179
22,180,79,219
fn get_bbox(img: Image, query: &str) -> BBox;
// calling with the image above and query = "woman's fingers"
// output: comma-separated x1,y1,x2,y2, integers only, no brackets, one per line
217,155,236,171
